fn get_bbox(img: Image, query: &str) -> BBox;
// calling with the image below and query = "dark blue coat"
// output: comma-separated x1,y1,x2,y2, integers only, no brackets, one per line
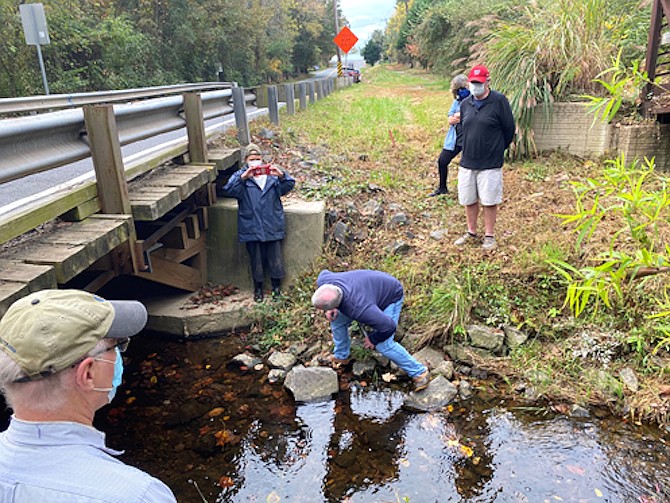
221,167,295,242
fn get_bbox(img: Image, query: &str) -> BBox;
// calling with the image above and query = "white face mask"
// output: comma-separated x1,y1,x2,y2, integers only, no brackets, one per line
469,82,486,98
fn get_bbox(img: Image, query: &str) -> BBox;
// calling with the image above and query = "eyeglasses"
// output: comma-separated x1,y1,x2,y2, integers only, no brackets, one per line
109,338,130,354
70,338,130,367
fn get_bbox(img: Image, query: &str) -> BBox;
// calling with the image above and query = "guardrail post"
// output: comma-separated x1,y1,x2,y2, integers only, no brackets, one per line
315,80,324,101
268,85,279,125
183,92,208,163
83,105,132,215
232,86,250,145
283,83,296,115
308,82,315,104
298,83,307,110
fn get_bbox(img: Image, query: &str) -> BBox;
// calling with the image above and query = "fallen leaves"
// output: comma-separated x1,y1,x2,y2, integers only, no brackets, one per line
218,475,234,488
214,429,239,447
208,407,226,418
381,372,397,382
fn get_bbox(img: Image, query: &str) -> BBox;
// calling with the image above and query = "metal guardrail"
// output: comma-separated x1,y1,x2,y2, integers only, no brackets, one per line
0,82,235,115
0,74,351,246
0,88,255,184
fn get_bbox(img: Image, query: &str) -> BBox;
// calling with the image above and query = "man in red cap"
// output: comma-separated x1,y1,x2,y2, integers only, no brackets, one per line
454,64,515,251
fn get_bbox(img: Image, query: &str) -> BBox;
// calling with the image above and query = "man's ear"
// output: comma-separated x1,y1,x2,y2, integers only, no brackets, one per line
74,357,96,389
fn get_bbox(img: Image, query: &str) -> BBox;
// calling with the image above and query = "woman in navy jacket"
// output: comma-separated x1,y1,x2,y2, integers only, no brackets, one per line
222,143,295,301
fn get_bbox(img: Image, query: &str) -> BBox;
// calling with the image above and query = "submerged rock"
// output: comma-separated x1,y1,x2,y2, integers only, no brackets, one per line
230,352,262,369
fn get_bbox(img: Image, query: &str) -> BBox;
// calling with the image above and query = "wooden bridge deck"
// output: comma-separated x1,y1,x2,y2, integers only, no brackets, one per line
0,148,240,317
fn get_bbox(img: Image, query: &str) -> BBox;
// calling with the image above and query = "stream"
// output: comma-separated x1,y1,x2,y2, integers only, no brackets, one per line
2,334,669,502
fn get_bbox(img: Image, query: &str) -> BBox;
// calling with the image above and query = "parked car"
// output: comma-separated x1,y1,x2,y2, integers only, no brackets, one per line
342,67,361,83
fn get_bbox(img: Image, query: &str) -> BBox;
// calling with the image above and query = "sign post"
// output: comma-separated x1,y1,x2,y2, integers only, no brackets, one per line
334,26,359,57
19,3,51,95
334,27,359,79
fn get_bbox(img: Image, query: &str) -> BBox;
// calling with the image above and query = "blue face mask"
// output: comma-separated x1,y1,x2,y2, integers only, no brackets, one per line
457,87,470,100
94,347,123,403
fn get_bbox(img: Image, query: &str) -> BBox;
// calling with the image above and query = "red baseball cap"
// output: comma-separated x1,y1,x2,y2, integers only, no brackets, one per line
468,65,490,83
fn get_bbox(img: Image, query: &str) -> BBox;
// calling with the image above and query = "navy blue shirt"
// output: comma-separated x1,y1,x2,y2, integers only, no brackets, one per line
459,90,515,170
316,270,404,344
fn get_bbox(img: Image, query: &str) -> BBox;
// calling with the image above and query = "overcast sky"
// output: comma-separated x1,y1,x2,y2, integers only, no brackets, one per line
340,0,396,48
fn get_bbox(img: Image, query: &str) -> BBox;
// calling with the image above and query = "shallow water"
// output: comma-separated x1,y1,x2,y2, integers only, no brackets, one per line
4,335,670,502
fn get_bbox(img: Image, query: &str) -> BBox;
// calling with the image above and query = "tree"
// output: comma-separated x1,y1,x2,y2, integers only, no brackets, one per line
362,30,384,66
363,39,382,66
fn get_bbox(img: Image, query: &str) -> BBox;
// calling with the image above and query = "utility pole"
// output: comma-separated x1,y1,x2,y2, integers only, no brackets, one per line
334,0,342,76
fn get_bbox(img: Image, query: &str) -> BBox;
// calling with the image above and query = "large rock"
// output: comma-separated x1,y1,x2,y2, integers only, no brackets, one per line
467,325,505,354
503,325,529,348
412,346,446,370
268,351,297,371
284,365,339,402
403,376,458,412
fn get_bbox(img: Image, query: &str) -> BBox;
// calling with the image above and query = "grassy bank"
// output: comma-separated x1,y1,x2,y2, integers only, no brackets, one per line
213,65,670,426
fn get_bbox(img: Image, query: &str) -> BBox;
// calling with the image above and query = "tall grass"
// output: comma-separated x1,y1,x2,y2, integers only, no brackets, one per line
471,0,649,157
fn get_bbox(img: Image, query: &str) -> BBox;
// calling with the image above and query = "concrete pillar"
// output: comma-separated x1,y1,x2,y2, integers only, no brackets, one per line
207,199,325,291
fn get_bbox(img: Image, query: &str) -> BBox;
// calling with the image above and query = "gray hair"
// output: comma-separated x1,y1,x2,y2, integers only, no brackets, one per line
450,74,469,96
311,284,343,310
0,339,109,412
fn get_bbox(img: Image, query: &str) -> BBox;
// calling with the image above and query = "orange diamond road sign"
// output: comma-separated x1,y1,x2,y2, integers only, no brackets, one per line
334,26,358,54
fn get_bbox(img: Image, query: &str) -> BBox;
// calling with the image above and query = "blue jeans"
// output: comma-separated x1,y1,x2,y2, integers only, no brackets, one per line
330,297,426,378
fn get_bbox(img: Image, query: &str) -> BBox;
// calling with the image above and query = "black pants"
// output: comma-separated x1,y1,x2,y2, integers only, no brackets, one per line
437,146,462,191
245,240,285,283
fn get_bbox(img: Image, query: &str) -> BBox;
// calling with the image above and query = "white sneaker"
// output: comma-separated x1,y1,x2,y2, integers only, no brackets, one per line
482,236,497,250
454,232,479,246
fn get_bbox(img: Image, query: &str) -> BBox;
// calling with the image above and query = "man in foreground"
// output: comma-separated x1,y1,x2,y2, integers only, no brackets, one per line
455,64,515,251
0,289,176,502
312,269,429,391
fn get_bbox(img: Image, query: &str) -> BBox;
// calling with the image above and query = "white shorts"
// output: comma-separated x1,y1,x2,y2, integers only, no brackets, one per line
457,167,503,206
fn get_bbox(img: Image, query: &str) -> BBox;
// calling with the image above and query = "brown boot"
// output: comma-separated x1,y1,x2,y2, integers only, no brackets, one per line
318,354,351,369
412,370,430,392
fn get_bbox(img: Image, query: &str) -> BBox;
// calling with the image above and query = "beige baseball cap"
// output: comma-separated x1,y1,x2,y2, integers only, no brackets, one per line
244,143,262,159
0,289,148,382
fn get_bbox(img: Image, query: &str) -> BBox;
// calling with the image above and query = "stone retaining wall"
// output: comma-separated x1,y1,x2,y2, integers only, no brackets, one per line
531,102,670,170
531,102,611,157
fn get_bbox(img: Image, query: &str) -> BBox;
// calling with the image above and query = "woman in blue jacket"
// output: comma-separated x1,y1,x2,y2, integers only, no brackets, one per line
429,74,470,197
222,143,295,301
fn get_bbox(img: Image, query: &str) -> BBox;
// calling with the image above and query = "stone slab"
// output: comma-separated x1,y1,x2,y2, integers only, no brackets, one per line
143,291,258,337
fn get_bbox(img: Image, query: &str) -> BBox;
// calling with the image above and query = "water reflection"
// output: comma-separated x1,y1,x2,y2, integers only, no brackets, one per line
48,338,670,503
218,403,335,502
